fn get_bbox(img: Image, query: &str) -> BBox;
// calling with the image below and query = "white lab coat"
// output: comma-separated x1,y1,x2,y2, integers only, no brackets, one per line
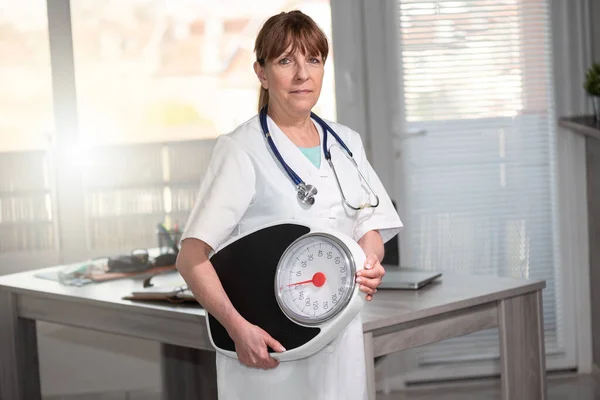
181,114,402,400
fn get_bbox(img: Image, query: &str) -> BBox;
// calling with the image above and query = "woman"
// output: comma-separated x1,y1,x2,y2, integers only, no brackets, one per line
176,10,402,400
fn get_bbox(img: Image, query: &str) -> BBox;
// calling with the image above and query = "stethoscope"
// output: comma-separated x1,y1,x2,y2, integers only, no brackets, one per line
259,105,379,210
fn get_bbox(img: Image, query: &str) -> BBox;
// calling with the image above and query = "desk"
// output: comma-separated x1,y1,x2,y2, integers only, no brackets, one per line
0,268,546,400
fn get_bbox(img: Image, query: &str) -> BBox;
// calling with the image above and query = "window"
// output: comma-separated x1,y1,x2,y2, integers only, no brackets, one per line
401,0,548,121
393,0,569,379
70,0,336,251
71,0,335,146
0,0,55,256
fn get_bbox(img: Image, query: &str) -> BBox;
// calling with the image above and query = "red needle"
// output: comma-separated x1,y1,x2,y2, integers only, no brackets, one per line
287,272,326,288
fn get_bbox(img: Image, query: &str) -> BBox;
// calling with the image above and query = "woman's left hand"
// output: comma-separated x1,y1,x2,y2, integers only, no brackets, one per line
356,254,385,301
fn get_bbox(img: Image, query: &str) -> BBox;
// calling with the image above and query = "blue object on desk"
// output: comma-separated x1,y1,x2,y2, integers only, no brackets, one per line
157,223,180,254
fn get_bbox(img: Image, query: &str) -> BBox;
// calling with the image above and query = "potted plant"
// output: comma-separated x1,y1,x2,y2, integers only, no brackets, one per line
584,63,600,120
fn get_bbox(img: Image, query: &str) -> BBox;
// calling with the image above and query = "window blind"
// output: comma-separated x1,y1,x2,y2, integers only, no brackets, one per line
394,0,564,375
0,0,55,258
81,139,215,251
0,151,55,253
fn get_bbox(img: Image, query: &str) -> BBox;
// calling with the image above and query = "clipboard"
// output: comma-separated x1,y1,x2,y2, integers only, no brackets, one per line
123,283,197,303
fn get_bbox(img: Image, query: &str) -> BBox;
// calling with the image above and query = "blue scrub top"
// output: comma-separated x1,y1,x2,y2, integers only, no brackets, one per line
297,145,321,169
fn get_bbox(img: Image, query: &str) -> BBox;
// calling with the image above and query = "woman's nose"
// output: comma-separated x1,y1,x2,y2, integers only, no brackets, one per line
294,62,309,81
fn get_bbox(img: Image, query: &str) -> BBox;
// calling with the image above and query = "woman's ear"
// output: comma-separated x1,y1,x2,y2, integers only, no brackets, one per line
253,61,268,89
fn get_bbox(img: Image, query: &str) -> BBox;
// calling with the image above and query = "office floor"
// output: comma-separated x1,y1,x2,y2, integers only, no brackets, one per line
43,370,600,400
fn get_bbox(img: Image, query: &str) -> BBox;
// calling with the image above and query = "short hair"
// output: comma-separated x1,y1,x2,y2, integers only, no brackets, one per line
254,10,329,111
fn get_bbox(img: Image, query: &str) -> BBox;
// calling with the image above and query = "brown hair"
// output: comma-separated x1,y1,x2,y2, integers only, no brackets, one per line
254,10,329,112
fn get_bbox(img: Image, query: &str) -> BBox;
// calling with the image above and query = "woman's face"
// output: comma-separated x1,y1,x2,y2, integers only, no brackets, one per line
254,44,325,116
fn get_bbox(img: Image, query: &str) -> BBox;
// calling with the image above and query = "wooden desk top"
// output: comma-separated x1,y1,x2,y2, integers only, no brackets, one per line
361,273,544,331
0,268,544,332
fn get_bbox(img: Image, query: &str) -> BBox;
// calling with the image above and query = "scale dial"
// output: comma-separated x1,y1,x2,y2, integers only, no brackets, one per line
275,233,356,326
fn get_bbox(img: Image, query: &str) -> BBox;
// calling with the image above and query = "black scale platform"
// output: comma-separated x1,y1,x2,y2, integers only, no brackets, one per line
208,223,321,353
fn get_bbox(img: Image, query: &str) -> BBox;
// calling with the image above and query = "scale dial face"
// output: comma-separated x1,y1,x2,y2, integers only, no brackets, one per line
275,233,356,325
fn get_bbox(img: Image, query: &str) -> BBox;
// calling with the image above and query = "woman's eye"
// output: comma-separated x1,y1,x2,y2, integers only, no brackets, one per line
309,57,321,64
279,58,291,65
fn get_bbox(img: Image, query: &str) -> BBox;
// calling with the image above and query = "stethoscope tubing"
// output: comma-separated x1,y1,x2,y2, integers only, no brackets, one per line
259,105,352,178
259,105,378,210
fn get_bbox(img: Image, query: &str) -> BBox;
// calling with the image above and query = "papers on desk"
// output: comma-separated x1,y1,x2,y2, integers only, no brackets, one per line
35,259,176,287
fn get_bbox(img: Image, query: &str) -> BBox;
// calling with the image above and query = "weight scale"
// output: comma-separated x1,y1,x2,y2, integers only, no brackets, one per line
207,221,366,361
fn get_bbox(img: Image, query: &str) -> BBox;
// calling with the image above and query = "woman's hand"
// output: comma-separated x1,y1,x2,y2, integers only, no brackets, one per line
356,254,385,301
228,321,286,369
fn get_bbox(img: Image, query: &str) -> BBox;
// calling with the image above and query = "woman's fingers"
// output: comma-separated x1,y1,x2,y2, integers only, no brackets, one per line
234,324,282,369
357,276,381,290
356,266,384,290
261,354,280,369
358,284,378,295
356,253,385,300
362,254,380,271
264,333,286,353
258,333,281,369
358,265,385,279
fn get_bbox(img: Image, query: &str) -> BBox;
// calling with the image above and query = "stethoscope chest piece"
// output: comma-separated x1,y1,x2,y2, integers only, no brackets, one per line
297,183,318,206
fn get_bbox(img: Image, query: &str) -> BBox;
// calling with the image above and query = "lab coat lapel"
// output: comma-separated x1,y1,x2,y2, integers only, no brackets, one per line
266,116,331,182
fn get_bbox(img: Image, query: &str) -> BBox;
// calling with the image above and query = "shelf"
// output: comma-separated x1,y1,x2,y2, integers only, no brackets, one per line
558,115,600,140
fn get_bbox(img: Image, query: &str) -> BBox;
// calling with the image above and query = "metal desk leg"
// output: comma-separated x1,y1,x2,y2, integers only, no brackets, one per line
363,332,376,400
498,290,547,400
161,343,218,400
0,291,41,400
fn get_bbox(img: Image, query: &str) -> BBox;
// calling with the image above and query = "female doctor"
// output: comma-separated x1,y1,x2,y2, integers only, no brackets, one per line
176,10,402,400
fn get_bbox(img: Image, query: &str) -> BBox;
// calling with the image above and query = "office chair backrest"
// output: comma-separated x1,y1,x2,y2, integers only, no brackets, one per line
382,200,400,266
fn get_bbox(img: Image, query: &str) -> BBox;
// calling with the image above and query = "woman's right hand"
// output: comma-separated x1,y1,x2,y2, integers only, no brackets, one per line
228,321,286,369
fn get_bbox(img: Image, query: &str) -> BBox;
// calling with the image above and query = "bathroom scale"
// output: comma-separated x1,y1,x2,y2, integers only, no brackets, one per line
207,221,367,361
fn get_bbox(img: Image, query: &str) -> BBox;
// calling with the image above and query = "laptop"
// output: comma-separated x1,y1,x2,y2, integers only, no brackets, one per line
378,266,442,290
378,227,442,290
